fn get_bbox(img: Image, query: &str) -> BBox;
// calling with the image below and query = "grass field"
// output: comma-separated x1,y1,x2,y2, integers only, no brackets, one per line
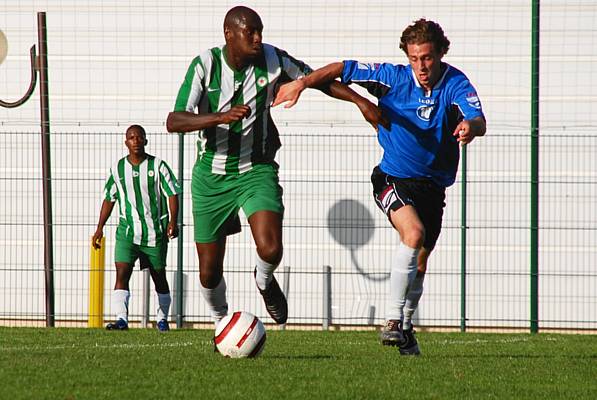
1,327,596,399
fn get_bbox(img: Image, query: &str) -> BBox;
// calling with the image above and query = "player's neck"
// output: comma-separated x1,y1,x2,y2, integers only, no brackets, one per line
223,45,249,71
127,153,146,166
419,62,447,93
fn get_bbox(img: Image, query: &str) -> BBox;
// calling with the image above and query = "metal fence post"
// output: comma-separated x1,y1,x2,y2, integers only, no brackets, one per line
367,305,376,326
323,265,332,330
141,268,150,327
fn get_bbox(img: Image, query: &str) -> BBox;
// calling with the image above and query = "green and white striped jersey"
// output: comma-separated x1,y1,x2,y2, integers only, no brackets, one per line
103,155,182,246
173,43,312,175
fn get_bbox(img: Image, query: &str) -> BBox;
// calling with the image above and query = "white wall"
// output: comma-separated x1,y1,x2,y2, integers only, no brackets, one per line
1,0,596,329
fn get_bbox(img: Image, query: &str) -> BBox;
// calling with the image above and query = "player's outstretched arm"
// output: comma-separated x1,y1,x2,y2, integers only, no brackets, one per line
166,105,251,133
273,62,389,130
272,62,344,108
92,199,115,249
167,194,180,239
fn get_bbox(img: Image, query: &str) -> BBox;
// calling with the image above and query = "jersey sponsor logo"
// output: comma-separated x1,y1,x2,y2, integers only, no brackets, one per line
207,87,219,93
257,76,267,87
466,92,481,109
416,105,435,121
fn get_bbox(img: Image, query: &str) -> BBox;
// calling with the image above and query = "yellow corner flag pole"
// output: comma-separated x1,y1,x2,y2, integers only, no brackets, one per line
89,237,105,328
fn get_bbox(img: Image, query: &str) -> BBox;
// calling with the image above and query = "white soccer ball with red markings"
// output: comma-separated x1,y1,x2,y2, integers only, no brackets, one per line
214,311,267,358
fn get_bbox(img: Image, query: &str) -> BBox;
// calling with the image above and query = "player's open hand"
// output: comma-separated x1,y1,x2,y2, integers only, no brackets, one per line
272,79,306,108
219,105,251,124
167,222,179,239
453,121,474,145
91,230,103,250
357,99,390,132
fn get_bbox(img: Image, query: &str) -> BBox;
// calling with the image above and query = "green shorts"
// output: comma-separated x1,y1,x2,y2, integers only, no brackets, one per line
114,237,168,271
192,162,284,243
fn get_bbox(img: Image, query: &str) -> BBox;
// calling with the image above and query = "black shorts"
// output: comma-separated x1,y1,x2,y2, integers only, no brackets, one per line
371,166,446,250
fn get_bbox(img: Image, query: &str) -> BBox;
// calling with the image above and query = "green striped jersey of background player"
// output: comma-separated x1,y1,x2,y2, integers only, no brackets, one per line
170,17,313,175
95,125,182,247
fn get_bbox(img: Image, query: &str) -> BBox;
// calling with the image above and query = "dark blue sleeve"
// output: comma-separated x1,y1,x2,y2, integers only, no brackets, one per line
341,60,399,99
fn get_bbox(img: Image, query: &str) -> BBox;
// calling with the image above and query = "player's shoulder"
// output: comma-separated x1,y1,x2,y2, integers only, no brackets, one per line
189,45,224,67
115,156,128,168
108,156,126,176
443,63,472,84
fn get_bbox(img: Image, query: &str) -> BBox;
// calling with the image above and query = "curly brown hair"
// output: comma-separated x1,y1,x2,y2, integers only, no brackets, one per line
399,19,450,56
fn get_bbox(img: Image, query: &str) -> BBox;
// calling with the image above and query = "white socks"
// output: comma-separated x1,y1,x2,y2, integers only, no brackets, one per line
387,243,419,321
403,273,425,330
199,277,228,322
113,289,130,322
156,292,171,322
255,253,278,290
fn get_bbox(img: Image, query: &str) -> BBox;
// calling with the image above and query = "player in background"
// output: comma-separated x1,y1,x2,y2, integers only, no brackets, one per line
273,19,486,354
92,125,182,332
166,6,382,326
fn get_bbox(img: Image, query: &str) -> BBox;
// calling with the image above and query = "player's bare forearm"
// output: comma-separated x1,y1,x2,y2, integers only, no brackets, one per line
304,62,344,88
167,195,180,238
272,62,344,108
323,82,390,131
93,200,115,249
453,116,487,144
166,106,251,133
469,116,487,137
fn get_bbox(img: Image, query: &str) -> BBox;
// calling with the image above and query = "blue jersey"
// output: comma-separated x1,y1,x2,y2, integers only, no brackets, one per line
341,61,485,187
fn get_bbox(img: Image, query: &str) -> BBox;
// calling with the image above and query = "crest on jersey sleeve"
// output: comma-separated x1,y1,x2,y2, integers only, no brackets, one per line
466,92,481,109
357,62,381,70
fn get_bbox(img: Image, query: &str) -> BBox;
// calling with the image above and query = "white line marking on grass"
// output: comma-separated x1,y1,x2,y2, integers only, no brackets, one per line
428,336,558,345
0,340,211,352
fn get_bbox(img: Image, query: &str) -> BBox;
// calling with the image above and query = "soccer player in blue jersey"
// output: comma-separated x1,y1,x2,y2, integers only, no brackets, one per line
166,6,382,327
273,18,486,355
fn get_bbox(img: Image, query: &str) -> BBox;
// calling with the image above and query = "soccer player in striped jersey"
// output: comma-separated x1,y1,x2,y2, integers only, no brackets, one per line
92,125,182,332
273,19,486,354
166,6,382,326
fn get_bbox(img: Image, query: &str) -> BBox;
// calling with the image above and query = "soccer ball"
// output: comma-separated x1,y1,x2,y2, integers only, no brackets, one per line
214,311,267,358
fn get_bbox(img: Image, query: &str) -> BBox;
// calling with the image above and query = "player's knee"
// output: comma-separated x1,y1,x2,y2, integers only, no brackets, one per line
199,267,223,289
256,242,283,265
402,228,425,249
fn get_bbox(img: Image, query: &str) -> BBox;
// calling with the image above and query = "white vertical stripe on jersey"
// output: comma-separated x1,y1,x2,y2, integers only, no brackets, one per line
156,160,168,222
263,45,280,156
139,160,156,247
192,52,211,163
111,165,126,220
238,67,257,174
106,175,118,201
281,55,302,81
123,162,143,245
154,159,166,236
184,59,206,113
212,53,235,174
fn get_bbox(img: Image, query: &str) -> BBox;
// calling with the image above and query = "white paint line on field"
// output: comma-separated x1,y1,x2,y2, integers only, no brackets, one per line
0,340,210,352
427,336,559,345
